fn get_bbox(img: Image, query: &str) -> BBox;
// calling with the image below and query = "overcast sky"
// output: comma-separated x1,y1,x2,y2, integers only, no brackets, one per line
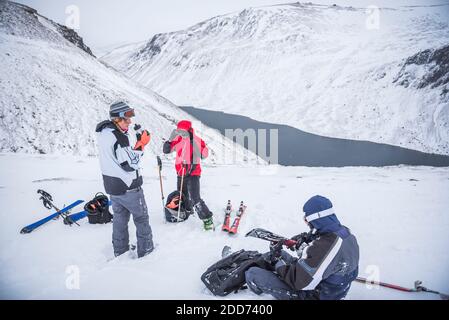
14,0,449,52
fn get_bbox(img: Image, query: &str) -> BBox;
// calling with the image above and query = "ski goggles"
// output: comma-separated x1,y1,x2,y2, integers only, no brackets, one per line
304,208,335,222
118,109,135,119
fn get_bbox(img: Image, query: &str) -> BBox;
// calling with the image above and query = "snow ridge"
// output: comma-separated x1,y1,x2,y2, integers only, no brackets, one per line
102,2,449,155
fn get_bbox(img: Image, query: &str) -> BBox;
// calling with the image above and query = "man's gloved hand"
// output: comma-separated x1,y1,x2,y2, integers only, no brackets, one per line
259,242,283,269
134,130,151,151
291,232,309,243
289,232,309,251
163,140,172,154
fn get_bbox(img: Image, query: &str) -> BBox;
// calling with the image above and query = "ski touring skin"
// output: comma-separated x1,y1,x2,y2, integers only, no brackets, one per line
245,227,300,248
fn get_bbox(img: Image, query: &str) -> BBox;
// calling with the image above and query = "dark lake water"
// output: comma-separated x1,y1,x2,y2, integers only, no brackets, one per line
181,106,449,167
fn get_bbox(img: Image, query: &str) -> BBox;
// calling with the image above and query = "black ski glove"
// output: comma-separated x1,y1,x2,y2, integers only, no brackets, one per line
163,140,172,154
289,232,309,251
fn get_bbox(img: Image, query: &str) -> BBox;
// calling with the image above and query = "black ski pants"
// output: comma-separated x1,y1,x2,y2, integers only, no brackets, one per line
177,175,212,220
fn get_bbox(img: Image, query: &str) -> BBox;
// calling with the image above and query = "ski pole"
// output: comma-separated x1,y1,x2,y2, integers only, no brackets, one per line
355,277,449,300
37,189,60,212
176,135,189,222
157,156,165,211
177,160,187,222
37,189,79,226
415,280,449,300
355,277,414,292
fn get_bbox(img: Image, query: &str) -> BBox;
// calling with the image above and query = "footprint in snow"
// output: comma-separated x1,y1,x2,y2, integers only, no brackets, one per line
32,177,72,183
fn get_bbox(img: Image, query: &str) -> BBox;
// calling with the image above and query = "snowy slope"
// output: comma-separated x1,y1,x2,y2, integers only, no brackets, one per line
0,1,260,165
95,41,146,71
102,2,449,155
1,153,448,299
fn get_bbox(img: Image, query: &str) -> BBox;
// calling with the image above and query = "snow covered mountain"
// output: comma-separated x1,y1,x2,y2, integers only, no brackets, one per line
1,1,449,301
102,2,449,155
0,1,259,164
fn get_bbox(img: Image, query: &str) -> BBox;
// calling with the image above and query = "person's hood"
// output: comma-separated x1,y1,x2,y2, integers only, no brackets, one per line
96,120,116,132
177,120,193,132
303,195,342,234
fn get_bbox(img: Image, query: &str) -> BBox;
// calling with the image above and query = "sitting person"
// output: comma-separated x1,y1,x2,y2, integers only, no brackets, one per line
245,195,359,300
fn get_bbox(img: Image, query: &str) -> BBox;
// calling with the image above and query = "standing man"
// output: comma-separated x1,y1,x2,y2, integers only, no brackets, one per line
96,101,154,258
245,195,359,300
163,120,214,230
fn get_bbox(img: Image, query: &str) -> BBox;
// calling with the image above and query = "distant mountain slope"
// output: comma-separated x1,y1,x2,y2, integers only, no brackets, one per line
102,2,449,155
0,1,260,165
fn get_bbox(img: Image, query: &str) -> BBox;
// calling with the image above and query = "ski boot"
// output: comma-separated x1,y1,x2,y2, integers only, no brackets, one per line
202,217,215,231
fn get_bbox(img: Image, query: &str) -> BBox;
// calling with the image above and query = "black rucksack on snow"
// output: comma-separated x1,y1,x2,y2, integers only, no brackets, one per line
84,193,112,224
201,249,268,296
164,190,190,223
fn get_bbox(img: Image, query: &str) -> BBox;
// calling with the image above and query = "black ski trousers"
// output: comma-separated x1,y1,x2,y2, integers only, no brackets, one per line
177,175,212,220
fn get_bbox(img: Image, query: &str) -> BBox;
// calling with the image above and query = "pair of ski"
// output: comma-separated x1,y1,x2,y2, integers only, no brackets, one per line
21,202,105,234
221,200,246,234
20,190,109,234
20,199,84,234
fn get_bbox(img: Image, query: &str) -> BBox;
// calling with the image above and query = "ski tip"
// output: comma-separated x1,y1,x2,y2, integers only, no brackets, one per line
20,227,31,234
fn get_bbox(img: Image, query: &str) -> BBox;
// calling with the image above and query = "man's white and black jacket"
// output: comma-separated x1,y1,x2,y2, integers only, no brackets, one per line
96,120,143,195
275,226,359,300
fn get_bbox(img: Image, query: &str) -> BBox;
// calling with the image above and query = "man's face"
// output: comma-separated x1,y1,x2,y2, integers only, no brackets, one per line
117,117,132,131
303,216,312,229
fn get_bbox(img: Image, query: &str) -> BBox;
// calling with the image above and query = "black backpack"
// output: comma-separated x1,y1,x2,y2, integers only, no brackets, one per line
84,193,112,224
201,249,268,296
164,190,190,223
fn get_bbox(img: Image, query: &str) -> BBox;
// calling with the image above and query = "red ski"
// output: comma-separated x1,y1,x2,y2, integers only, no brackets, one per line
228,201,246,234
222,200,232,232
